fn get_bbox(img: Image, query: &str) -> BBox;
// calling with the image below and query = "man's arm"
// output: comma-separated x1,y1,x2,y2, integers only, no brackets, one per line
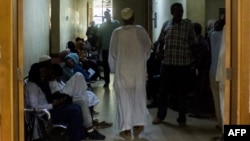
108,30,118,73
189,24,199,58
96,25,102,53
157,21,168,43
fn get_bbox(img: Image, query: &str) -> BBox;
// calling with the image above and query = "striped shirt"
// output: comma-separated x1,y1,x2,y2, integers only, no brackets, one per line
158,19,197,66
97,20,120,50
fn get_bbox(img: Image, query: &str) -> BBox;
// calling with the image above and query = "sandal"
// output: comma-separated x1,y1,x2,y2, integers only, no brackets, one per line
119,130,131,140
95,121,113,129
93,119,99,126
133,125,144,137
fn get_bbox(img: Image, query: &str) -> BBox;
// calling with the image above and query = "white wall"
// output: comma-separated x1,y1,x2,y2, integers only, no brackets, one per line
23,0,50,76
23,0,88,76
60,0,88,49
151,0,224,42
205,0,225,24
51,0,88,53
152,0,186,42
187,0,206,35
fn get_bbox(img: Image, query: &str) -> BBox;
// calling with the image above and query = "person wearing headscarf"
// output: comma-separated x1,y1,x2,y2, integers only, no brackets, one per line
61,52,90,82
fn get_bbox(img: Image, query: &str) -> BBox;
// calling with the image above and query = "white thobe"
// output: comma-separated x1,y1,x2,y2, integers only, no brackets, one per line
210,29,223,129
49,72,98,127
25,82,53,140
215,25,226,132
108,25,152,131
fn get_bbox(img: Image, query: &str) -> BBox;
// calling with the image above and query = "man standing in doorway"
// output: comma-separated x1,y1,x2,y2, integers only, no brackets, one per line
152,3,198,126
97,9,120,88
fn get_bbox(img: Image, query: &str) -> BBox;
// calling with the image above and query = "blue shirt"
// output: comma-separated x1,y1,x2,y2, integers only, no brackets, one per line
62,65,90,82
210,31,222,76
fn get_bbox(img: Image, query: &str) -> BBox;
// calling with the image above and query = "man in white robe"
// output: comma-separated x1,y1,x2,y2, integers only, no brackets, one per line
210,19,225,132
214,25,226,141
108,7,152,140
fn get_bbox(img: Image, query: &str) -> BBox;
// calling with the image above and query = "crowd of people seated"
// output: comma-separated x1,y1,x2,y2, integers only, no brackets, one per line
25,53,112,140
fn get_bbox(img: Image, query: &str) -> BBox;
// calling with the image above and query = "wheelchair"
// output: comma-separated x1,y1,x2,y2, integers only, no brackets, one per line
24,77,68,141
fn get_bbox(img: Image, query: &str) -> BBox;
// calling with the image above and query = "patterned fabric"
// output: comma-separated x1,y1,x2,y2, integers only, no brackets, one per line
97,20,120,50
158,19,197,66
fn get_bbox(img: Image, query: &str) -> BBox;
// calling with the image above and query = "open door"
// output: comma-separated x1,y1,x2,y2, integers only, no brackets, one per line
224,0,231,125
0,0,24,140
229,0,250,124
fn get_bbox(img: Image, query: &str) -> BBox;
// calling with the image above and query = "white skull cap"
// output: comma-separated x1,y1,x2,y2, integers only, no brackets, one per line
121,8,134,20
39,55,51,62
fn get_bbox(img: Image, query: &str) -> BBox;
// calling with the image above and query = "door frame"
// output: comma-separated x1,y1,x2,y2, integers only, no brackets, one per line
1,0,250,141
0,0,24,140
224,0,231,125
229,0,250,124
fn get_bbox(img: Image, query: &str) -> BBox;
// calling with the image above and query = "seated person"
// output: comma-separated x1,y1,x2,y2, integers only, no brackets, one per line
62,52,104,91
38,54,53,68
61,52,90,82
49,64,97,118
74,39,103,81
48,63,107,139
25,63,85,141
75,39,87,62
67,41,78,54
81,59,104,81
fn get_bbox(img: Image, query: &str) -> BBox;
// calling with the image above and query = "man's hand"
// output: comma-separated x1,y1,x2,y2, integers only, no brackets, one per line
52,97,66,108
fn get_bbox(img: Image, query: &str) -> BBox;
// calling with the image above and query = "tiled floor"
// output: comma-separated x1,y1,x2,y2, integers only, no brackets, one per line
90,74,221,141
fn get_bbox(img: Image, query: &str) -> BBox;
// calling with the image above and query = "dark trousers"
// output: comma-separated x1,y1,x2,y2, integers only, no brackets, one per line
89,106,94,121
102,50,110,84
50,103,85,141
146,76,160,102
156,64,191,122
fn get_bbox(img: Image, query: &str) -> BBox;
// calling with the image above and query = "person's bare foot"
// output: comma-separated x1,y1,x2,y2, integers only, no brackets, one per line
133,125,144,137
119,130,131,140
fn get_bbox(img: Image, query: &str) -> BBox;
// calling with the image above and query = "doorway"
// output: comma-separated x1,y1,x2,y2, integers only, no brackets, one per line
1,0,250,141
92,0,112,25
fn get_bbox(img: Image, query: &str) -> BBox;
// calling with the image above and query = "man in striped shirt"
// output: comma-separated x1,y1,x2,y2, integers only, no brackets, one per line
152,2,198,126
